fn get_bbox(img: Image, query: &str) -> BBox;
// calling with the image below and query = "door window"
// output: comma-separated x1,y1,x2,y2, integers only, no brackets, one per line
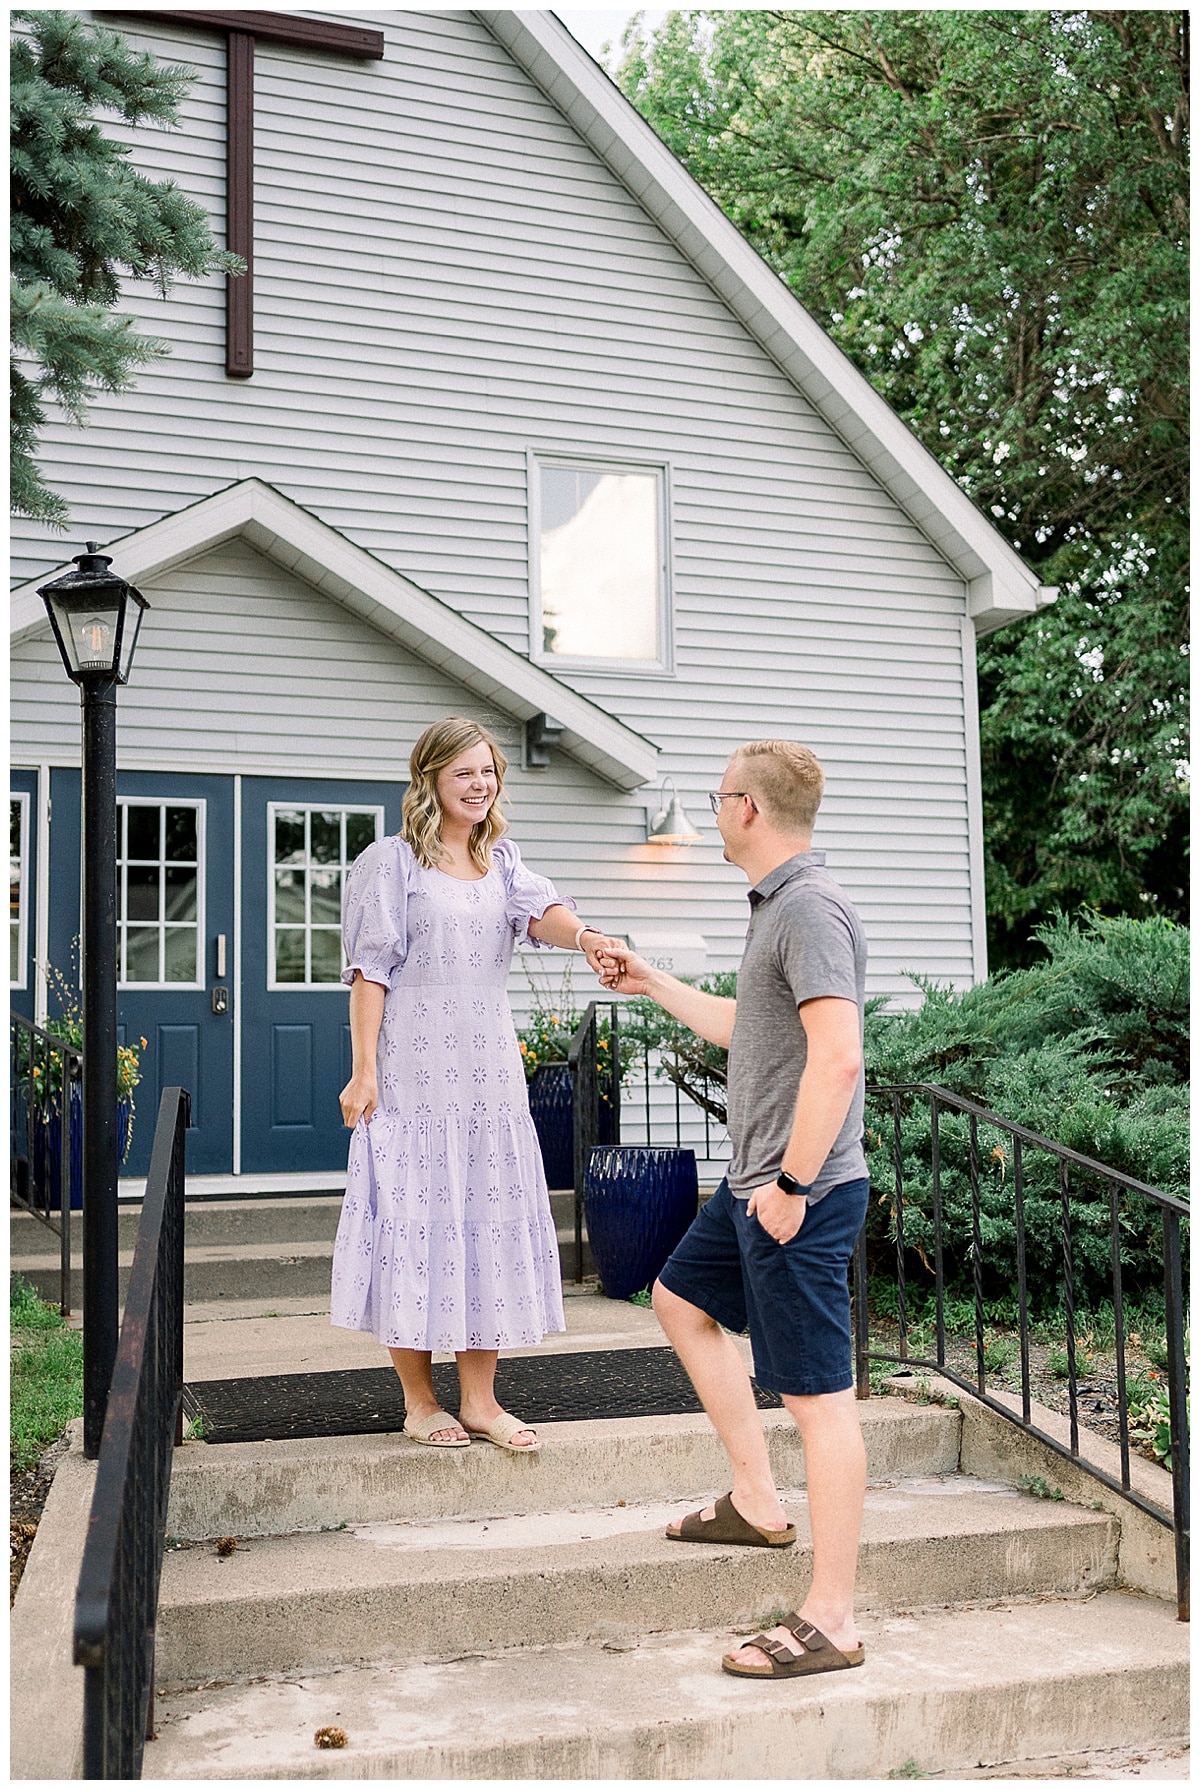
10,793,29,989
268,806,382,987
118,801,205,988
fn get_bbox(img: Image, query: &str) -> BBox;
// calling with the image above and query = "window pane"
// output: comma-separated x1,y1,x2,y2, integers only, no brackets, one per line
540,467,660,659
164,927,197,983
125,927,159,982
274,928,306,982
274,811,305,866
346,812,377,860
310,867,341,924
165,807,197,862
10,924,18,985
126,806,160,861
126,865,160,922
309,928,341,983
164,868,197,922
274,868,305,923
311,811,340,865
10,800,21,863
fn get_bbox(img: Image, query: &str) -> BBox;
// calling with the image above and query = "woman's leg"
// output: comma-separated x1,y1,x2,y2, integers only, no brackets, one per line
388,1347,467,1443
456,1349,537,1448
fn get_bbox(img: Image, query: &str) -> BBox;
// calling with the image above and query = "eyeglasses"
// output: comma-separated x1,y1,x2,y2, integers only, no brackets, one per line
707,791,758,816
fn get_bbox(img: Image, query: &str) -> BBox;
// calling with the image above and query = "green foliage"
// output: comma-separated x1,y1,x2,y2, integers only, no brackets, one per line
11,10,241,524
621,972,738,1122
615,12,1188,962
10,1273,83,1470
1018,1475,1064,1502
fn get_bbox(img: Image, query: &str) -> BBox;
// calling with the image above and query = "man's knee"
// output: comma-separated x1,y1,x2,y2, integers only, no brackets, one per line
780,1386,861,1432
652,1277,716,1335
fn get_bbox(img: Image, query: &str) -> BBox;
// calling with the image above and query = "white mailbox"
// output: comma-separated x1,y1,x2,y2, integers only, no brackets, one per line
627,930,709,979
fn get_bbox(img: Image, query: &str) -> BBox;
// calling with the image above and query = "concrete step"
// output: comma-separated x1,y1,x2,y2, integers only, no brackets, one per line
166,1403,961,1539
153,1473,1118,1689
13,1191,582,1255
13,1225,596,1307
144,1590,1188,1781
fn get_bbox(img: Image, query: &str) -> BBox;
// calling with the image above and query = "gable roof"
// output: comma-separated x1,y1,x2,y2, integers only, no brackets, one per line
9,479,659,791
484,11,1057,636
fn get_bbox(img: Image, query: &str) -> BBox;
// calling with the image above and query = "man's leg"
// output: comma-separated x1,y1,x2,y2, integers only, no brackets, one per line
652,1279,789,1532
725,1387,865,1666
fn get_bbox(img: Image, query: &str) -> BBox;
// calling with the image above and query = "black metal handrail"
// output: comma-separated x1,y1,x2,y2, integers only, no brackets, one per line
74,1086,189,1779
568,1001,621,1282
854,1082,1189,1622
10,1010,83,1315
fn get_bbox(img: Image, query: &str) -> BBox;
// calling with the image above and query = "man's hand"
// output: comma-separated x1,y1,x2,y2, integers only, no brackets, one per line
595,944,657,997
581,933,629,980
747,1178,807,1244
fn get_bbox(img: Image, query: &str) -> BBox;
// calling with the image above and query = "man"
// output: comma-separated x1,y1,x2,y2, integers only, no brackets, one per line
599,739,869,1680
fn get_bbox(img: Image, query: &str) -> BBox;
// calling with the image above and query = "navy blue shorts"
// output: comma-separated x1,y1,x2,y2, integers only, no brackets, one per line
657,1177,870,1397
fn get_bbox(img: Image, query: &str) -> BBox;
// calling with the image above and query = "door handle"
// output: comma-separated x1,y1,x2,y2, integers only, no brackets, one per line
216,933,227,978
212,986,230,1016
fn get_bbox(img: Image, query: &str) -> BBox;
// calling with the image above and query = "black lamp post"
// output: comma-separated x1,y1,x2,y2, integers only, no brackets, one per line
37,545,149,1457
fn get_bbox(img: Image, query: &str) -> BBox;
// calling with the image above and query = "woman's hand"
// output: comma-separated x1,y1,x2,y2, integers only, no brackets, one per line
581,932,629,979
340,1071,379,1129
594,944,657,997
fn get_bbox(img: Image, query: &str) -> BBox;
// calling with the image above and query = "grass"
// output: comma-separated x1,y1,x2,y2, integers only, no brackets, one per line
10,1273,84,1472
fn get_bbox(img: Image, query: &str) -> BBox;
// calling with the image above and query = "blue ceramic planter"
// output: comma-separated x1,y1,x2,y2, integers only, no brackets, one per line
37,1085,132,1211
584,1145,699,1301
527,1062,617,1189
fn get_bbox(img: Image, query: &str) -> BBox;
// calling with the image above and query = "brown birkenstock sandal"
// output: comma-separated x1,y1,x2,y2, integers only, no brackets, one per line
721,1613,865,1679
666,1491,796,1548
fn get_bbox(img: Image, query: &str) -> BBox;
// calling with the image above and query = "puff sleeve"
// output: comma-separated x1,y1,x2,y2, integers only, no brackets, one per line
493,837,576,948
341,839,410,990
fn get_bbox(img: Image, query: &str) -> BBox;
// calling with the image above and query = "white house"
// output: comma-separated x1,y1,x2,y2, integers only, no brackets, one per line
9,9,1054,1183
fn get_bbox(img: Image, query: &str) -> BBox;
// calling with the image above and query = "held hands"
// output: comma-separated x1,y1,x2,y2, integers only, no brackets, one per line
747,1179,807,1245
580,932,635,981
340,1072,378,1130
593,943,656,996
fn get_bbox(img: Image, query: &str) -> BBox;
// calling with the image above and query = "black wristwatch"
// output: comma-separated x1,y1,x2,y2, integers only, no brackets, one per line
775,1169,813,1198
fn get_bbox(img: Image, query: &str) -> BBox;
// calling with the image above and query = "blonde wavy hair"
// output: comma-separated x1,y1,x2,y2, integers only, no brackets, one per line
402,717,509,872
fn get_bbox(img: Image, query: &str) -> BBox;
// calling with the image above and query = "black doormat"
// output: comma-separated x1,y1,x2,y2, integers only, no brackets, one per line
183,1347,782,1444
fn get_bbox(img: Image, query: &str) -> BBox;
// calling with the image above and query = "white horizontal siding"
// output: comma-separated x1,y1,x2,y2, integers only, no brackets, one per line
12,8,984,993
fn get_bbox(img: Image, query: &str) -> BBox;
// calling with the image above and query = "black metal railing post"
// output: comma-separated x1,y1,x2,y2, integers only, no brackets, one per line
1162,1209,1190,1622
569,1004,600,1284
74,1086,188,1779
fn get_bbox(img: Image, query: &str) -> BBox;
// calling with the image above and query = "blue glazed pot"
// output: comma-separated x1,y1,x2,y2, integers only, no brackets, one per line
584,1145,699,1301
37,1087,133,1211
527,1063,617,1188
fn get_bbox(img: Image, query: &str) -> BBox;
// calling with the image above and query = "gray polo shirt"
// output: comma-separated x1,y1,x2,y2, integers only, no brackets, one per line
725,850,867,1202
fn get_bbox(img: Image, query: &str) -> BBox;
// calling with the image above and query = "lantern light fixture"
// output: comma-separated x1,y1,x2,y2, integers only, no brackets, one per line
646,778,702,845
37,543,149,685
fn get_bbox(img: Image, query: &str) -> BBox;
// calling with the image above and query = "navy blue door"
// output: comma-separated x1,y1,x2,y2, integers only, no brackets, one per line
112,774,236,1177
10,770,39,1024
239,778,405,1174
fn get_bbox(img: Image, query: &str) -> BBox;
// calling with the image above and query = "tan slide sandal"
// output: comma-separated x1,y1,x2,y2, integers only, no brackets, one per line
464,1412,541,1452
403,1410,470,1447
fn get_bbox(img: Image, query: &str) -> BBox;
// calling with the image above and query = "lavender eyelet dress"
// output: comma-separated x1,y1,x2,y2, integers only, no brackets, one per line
330,834,568,1352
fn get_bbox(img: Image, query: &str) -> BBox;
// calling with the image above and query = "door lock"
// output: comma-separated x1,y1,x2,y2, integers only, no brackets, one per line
211,986,230,1016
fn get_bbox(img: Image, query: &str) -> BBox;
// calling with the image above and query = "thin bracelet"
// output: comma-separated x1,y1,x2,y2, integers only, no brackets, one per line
574,924,602,952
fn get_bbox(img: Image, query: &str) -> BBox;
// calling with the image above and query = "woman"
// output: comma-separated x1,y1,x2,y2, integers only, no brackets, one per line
332,716,620,1451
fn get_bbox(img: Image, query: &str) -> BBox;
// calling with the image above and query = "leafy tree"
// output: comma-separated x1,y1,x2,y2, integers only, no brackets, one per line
615,11,1188,963
11,9,239,526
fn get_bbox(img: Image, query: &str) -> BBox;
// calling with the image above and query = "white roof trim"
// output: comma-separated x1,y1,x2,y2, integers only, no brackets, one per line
9,479,660,791
485,10,1054,635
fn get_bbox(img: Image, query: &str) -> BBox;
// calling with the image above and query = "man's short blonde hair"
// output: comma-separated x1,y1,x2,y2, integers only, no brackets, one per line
732,740,825,834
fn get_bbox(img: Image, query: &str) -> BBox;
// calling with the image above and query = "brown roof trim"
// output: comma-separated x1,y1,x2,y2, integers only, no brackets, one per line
113,12,385,58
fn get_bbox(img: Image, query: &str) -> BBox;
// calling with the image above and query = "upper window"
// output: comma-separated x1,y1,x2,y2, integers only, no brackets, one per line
10,794,29,990
269,805,382,988
118,802,204,988
531,456,671,671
